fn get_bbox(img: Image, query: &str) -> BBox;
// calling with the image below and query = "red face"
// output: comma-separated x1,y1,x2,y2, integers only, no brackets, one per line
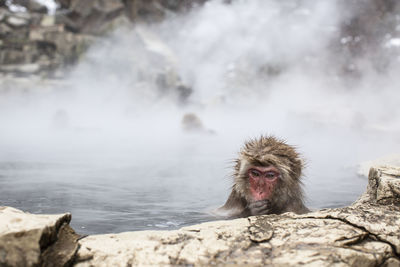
248,166,280,201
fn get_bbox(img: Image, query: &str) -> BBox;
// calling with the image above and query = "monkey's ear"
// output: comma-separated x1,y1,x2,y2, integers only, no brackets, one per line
299,158,306,168
291,158,304,180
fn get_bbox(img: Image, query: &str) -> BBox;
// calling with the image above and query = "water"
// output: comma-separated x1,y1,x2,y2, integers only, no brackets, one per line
0,132,368,235
1,0,399,234
0,115,373,235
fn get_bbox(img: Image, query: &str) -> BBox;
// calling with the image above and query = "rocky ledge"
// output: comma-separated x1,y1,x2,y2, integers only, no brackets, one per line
1,166,400,266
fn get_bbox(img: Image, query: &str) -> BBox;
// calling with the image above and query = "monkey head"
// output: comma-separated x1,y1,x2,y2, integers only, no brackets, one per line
221,135,307,217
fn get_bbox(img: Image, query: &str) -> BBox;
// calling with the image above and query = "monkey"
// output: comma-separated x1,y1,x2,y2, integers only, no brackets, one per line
219,136,309,218
181,113,216,134
181,113,205,132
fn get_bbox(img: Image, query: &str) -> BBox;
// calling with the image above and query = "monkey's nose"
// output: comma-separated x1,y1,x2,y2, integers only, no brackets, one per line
258,179,266,186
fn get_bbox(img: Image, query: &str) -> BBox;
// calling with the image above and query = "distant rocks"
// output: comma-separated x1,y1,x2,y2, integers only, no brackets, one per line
0,1,94,77
1,0,399,81
55,0,127,35
0,0,207,78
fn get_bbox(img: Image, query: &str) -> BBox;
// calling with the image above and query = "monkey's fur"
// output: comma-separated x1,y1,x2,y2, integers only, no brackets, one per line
220,136,309,217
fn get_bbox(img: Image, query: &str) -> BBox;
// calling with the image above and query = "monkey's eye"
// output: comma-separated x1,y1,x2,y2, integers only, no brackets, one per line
265,171,277,179
249,169,261,177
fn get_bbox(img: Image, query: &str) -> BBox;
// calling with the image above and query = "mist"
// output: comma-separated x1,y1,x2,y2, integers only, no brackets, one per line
1,0,400,234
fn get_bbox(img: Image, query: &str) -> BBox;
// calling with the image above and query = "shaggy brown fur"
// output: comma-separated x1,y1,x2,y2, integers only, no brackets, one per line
220,136,309,217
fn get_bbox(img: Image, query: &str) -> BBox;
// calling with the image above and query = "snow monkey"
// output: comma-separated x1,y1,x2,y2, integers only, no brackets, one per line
220,136,309,217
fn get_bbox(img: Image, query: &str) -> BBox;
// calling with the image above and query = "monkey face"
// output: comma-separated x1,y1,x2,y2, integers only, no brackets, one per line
248,166,280,201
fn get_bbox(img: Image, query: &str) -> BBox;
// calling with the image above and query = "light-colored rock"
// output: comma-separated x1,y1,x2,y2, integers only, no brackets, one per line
0,207,78,266
358,154,400,177
0,207,69,235
74,165,400,266
40,14,55,27
0,63,41,73
5,15,29,27
0,8,6,21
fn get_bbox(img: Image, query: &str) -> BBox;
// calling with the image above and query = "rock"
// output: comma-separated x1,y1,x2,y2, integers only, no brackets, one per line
56,0,71,9
0,8,7,21
6,15,29,27
73,165,400,266
55,0,125,35
28,0,48,14
27,24,95,68
40,14,55,27
12,0,48,13
0,63,41,74
0,206,79,266
124,0,208,22
356,166,400,207
358,154,400,177
0,22,12,36
0,0,209,76
0,49,28,65
124,0,165,22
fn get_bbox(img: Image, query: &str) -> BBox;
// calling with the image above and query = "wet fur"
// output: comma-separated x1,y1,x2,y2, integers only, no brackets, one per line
221,135,309,217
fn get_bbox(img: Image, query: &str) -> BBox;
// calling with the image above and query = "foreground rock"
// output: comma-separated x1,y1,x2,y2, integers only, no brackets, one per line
0,207,80,266
358,154,400,177
1,166,399,266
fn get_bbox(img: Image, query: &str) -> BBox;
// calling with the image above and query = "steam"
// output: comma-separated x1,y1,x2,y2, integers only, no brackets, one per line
1,0,400,216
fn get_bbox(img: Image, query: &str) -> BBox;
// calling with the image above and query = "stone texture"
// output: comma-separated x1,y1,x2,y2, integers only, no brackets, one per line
0,0,208,78
358,154,400,177
0,5,94,77
0,207,78,266
73,166,400,266
54,0,126,35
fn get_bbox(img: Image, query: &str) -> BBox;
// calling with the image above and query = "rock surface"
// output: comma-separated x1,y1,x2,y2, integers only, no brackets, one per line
1,166,399,266
0,0,208,78
0,207,79,266
1,0,399,82
358,154,400,177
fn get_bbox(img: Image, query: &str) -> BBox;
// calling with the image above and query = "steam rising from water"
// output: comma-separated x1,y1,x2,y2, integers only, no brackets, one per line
1,0,400,233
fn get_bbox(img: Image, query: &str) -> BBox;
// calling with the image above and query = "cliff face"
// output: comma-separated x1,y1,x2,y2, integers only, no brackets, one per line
1,0,400,78
0,0,206,77
1,165,399,266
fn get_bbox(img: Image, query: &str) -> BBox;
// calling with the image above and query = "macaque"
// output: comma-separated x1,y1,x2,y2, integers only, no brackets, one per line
220,136,309,217
181,113,216,134
181,113,204,132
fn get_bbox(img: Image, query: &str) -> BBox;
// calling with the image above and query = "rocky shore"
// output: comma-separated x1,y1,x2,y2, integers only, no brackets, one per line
1,165,399,266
